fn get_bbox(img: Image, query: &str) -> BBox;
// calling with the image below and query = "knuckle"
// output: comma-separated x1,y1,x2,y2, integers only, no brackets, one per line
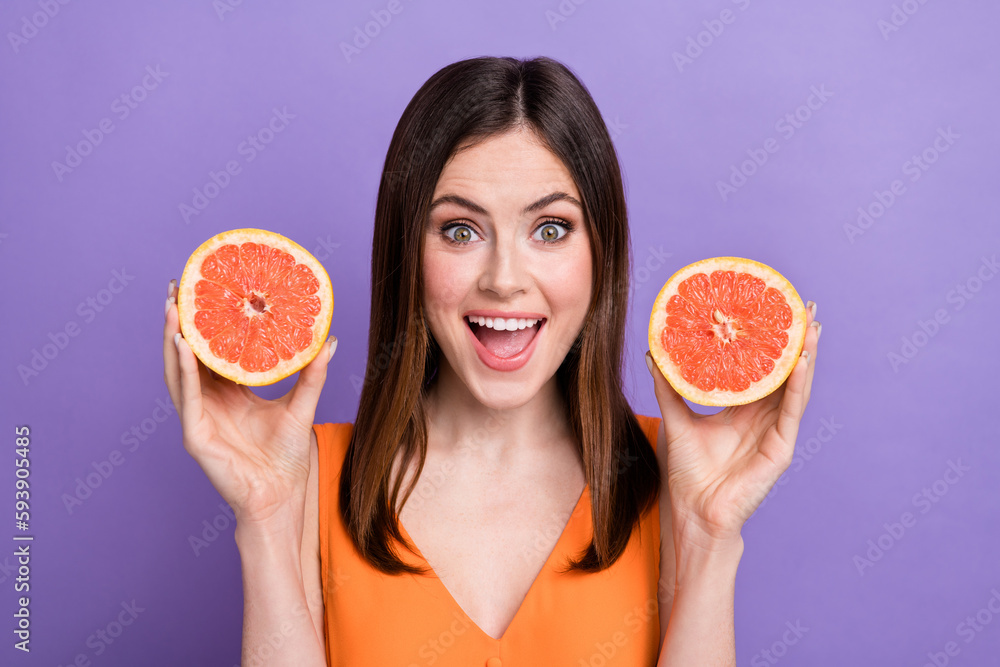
779,405,798,424
181,437,204,459
777,445,795,468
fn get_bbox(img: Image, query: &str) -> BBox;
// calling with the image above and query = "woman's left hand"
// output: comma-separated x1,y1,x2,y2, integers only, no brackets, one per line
647,301,821,550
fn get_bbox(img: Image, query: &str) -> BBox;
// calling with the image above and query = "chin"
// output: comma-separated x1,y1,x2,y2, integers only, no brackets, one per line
465,371,548,411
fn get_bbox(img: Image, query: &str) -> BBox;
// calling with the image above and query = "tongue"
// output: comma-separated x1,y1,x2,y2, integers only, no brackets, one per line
474,324,538,359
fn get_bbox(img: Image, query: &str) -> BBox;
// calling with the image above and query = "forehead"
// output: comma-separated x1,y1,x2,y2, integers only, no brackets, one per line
432,127,581,205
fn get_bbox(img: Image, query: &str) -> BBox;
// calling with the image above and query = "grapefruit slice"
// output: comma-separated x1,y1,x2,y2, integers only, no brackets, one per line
648,257,807,406
176,228,333,386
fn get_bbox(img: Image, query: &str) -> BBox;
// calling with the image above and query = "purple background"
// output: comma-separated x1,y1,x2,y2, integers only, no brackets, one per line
2,0,998,664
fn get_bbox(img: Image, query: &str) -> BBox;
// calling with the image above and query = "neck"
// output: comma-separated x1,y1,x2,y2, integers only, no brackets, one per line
423,360,575,467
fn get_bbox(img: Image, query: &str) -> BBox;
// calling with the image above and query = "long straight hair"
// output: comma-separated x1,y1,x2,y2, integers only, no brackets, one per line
339,56,660,574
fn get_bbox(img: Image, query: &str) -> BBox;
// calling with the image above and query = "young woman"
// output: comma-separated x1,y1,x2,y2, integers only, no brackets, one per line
163,56,820,666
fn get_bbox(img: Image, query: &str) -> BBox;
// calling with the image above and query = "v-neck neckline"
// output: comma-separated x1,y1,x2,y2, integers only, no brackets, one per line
396,482,590,642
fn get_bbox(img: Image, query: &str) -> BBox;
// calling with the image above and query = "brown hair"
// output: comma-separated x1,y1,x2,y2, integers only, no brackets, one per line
339,55,660,575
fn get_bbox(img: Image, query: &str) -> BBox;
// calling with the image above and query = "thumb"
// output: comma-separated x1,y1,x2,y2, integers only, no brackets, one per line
288,336,336,423
645,350,693,438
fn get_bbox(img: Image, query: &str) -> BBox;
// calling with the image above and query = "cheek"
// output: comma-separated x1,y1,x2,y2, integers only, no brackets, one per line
540,245,593,312
422,250,471,313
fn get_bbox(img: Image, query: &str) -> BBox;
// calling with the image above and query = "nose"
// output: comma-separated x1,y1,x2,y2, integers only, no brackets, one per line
478,235,528,298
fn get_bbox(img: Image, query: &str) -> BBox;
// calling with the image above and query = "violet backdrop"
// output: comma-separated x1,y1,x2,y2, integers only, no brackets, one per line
1,0,998,665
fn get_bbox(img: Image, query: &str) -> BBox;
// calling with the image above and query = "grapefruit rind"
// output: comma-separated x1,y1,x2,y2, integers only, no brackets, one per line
177,228,334,386
647,257,806,407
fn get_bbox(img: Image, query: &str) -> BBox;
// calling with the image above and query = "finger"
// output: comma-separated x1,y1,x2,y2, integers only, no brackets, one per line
287,336,336,424
175,332,205,436
645,350,694,442
794,299,818,406
167,280,218,392
765,301,819,412
163,279,181,413
802,318,820,406
772,349,810,451
720,300,819,423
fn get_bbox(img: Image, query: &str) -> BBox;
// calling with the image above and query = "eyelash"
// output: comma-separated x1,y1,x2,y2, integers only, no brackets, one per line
439,218,576,246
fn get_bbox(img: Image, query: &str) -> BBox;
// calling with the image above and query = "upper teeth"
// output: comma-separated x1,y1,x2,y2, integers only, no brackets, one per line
467,316,540,331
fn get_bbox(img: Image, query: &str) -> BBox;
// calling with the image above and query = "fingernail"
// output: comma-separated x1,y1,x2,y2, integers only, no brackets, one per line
816,322,822,340
644,350,654,376
327,335,338,359
174,332,182,349
801,349,810,363
165,296,175,317
806,300,817,320
168,279,176,297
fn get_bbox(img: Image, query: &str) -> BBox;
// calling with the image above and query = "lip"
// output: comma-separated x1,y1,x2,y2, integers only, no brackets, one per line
465,315,546,372
463,310,547,320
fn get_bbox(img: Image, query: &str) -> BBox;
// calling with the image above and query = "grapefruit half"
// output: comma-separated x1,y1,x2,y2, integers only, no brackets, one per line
648,257,807,406
177,228,333,386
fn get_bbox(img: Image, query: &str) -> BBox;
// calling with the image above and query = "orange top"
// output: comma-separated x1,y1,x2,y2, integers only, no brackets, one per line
315,415,663,667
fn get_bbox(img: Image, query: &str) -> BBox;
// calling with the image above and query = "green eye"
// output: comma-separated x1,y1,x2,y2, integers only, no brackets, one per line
444,224,478,244
534,221,569,242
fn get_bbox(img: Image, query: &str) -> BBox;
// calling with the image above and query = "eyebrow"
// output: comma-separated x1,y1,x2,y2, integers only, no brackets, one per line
427,191,583,217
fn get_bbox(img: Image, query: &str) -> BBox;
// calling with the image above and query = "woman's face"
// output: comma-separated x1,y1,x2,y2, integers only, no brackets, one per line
421,126,593,410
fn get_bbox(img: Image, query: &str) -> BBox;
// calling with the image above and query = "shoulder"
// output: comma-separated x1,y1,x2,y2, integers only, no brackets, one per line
633,414,663,455
312,423,355,489
633,414,668,475
635,414,677,637
312,422,355,458
633,413,667,507
313,422,354,443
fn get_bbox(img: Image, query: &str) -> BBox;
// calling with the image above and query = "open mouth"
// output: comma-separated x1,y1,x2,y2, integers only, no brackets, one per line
465,315,545,360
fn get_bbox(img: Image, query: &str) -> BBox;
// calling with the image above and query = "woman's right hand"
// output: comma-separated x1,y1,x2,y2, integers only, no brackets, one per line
162,279,336,529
